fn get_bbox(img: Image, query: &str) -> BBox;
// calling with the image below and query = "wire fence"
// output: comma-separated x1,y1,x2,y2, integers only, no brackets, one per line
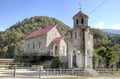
0,65,120,78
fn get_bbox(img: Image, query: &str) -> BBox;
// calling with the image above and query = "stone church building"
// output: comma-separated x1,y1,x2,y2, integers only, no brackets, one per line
24,11,93,69
24,24,67,56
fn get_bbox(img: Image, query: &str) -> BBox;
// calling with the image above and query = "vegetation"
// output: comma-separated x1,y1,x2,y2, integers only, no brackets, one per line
51,57,60,68
0,16,120,68
41,77,88,79
92,28,120,68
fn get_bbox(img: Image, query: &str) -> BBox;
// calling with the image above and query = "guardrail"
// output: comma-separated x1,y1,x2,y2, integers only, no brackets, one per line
0,65,120,78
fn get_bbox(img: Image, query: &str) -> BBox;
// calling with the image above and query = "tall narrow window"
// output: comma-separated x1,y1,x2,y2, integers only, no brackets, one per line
81,18,84,24
71,31,72,38
76,19,78,24
33,43,35,49
28,44,29,49
54,45,58,55
75,32,77,38
39,42,41,48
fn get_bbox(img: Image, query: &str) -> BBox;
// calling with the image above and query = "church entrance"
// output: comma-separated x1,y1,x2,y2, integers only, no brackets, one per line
73,50,77,67
71,50,82,68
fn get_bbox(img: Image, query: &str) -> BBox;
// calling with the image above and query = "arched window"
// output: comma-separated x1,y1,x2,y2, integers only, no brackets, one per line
33,43,35,49
76,19,78,24
71,31,72,38
39,42,41,48
54,45,58,55
81,18,84,24
28,44,29,49
75,32,77,38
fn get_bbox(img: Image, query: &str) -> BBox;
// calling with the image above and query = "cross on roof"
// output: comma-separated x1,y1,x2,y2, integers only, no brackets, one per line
79,3,82,11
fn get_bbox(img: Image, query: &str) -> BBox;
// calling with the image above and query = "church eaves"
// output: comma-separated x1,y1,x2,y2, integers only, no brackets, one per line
52,36,64,42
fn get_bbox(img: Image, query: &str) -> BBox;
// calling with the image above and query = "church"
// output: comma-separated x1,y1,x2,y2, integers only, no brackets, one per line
24,10,93,69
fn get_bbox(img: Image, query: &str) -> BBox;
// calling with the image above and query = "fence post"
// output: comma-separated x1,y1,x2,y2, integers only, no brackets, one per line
38,66,41,78
54,69,55,76
83,70,85,77
13,65,16,78
22,63,24,69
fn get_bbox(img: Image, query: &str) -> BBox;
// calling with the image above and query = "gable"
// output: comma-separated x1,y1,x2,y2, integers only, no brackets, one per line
52,36,64,42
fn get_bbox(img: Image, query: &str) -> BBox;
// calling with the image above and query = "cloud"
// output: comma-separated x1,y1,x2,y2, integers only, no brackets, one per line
111,24,120,30
0,27,5,31
95,21,105,28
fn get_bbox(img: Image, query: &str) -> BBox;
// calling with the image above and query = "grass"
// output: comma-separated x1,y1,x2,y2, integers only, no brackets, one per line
42,77,87,79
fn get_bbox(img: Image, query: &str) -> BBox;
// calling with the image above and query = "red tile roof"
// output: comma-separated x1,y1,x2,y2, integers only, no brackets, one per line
82,26,91,30
53,36,64,42
25,25,57,40
0,59,13,63
73,11,88,18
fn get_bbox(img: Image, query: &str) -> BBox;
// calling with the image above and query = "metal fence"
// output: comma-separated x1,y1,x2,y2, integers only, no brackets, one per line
0,65,120,78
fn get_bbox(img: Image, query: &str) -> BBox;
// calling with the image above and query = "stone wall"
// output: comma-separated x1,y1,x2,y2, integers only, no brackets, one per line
24,26,67,57
59,39,67,56
67,27,93,69
24,35,47,54
84,29,93,68
46,27,61,55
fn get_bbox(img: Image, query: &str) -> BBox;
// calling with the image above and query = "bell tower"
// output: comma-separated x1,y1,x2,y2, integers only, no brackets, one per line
68,4,93,69
73,11,88,27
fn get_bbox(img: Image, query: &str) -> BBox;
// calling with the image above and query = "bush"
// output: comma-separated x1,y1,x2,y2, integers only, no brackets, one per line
51,57,60,68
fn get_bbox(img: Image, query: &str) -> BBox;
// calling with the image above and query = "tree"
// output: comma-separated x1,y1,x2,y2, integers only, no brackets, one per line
93,46,118,68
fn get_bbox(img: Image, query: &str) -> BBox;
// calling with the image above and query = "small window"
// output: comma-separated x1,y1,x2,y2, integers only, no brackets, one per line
79,32,81,36
75,32,77,38
39,42,41,48
61,28,63,31
76,19,78,24
33,43,35,49
81,18,84,24
28,44,29,49
71,31,72,38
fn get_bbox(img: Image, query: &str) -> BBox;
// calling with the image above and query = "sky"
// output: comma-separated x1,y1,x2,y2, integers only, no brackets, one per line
0,0,120,31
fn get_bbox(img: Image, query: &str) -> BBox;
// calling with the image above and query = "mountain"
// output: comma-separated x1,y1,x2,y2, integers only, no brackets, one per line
0,16,70,58
102,29,120,36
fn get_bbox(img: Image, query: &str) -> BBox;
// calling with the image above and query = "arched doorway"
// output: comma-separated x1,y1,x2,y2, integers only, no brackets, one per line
73,50,77,67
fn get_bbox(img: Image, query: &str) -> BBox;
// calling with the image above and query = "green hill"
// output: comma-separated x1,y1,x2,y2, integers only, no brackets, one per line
0,16,70,58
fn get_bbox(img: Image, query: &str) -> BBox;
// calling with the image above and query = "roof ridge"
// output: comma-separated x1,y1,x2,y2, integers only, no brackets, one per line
25,24,57,40
73,11,88,18
52,36,64,42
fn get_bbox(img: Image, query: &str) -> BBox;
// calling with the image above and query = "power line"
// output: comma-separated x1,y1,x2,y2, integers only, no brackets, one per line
89,0,109,15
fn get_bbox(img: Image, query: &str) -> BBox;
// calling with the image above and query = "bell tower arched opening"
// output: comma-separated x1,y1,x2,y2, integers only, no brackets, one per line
73,11,88,27
81,18,84,24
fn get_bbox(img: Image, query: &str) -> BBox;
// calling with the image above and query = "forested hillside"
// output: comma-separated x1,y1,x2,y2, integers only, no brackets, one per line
0,16,70,58
92,28,120,68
